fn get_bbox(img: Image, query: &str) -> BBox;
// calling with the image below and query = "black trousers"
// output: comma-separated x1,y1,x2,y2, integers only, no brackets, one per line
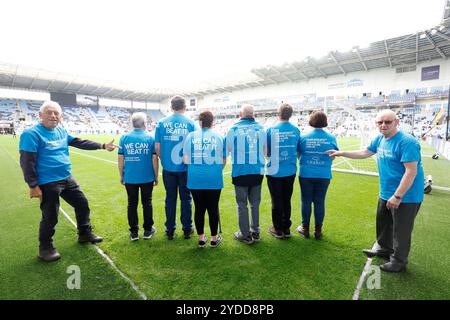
125,183,154,233
376,198,421,266
266,175,296,230
39,177,91,249
190,189,221,236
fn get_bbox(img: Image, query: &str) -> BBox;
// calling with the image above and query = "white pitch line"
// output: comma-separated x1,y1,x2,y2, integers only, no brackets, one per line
352,242,377,300
70,150,117,164
59,206,148,300
0,145,148,300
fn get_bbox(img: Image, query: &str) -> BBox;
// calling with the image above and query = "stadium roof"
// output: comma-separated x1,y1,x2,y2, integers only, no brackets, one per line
0,62,174,102
187,21,450,96
0,2,449,102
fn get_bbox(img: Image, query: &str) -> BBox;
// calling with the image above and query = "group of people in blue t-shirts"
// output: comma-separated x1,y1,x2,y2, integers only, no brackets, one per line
21,99,424,273
119,97,339,248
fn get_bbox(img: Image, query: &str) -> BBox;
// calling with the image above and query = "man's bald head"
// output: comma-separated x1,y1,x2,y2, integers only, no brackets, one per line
376,109,398,121
375,109,399,138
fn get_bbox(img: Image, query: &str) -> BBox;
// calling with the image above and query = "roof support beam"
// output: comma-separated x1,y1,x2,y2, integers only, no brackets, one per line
353,48,368,71
435,30,450,41
62,77,78,91
384,40,392,68
29,73,39,89
329,52,347,74
309,59,327,78
424,31,447,59
11,65,18,87
87,86,105,95
416,33,419,64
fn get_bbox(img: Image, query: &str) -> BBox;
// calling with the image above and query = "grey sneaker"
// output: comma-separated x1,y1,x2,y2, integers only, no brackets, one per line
251,231,260,242
234,231,254,245
143,227,157,240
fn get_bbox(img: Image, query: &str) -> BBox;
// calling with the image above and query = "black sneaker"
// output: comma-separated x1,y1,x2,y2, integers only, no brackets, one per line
234,231,254,245
198,236,208,248
251,232,260,242
210,235,222,248
130,232,139,241
283,229,292,239
166,231,174,241
184,228,194,239
143,227,157,240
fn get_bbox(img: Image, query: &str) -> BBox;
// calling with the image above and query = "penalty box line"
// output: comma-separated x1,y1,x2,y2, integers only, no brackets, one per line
0,145,148,300
352,242,377,300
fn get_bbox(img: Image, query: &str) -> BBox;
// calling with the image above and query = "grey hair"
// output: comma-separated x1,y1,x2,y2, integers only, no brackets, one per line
39,101,62,114
131,112,147,129
241,104,254,117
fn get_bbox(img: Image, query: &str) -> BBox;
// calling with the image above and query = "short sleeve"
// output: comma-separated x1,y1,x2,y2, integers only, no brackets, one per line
19,131,39,152
154,123,161,143
400,140,421,163
118,136,124,155
367,136,379,153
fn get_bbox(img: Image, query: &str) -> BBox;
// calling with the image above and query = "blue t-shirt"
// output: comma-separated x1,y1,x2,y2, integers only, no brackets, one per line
183,129,226,190
266,122,301,177
299,129,338,179
19,123,74,185
226,118,266,178
367,131,424,203
154,113,197,172
118,129,156,184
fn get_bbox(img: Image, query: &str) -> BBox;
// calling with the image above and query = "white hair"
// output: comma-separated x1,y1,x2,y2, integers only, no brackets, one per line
241,104,254,117
39,101,62,114
131,112,147,129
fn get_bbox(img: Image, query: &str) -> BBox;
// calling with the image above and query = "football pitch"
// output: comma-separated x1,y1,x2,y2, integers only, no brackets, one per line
1,134,449,300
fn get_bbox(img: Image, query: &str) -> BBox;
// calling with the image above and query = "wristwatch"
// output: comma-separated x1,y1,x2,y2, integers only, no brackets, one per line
394,194,402,200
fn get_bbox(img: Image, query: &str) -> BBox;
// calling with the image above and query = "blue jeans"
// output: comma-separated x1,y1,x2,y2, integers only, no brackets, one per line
162,170,192,233
299,178,330,226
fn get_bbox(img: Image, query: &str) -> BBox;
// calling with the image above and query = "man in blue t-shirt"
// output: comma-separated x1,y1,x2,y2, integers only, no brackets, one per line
19,101,119,262
266,103,301,239
226,104,266,244
328,110,424,272
154,96,197,240
118,112,159,241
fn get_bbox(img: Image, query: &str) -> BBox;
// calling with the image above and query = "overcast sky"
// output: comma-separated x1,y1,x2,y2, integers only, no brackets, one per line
0,0,445,91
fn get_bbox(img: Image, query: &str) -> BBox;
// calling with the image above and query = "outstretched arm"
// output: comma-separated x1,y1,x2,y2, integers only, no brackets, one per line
69,138,120,151
326,149,375,159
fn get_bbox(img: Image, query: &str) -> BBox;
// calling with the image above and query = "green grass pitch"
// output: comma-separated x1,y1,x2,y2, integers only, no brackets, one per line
0,134,449,300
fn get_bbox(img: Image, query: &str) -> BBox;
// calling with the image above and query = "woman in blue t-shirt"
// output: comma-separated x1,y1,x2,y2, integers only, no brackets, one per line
183,111,226,248
297,111,338,240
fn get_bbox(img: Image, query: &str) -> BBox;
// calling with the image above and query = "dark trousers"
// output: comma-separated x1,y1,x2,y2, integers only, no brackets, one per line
191,189,221,236
267,175,295,230
299,177,330,226
376,198,421,266
125,183,154,233
39,177,91,249
162,170,192,233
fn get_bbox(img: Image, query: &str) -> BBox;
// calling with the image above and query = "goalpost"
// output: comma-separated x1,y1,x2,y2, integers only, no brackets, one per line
329,104,379,176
